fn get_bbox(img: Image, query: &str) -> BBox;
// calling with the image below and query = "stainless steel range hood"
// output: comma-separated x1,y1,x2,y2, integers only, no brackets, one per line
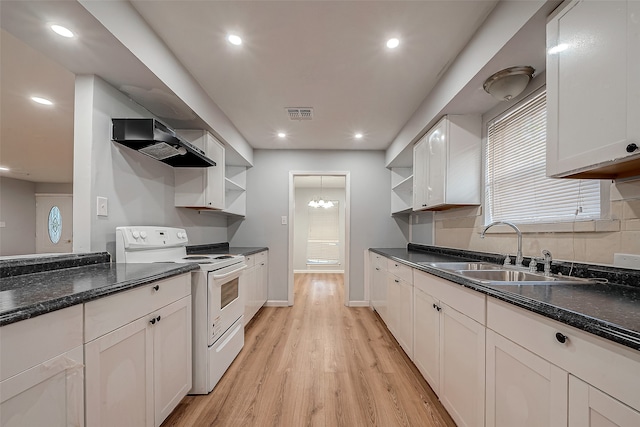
111,118,216,167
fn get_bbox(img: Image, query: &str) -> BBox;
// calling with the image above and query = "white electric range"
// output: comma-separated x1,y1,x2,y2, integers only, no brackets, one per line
116,226,247,394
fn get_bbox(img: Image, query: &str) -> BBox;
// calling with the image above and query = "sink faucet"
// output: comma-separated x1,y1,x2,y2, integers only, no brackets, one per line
542,250,553,276
481,221,523,267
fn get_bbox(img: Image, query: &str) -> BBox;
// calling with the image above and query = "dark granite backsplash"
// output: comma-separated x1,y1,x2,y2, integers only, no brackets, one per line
186,242,230,254
408,243,640,289
0,252,111,278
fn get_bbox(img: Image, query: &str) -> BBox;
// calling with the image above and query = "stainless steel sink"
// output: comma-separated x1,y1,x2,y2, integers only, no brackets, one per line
423,262,503,270
455,269,557,282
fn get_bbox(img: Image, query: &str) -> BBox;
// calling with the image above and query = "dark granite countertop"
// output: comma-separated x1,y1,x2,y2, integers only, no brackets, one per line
371,245,640,352
0,262,199,326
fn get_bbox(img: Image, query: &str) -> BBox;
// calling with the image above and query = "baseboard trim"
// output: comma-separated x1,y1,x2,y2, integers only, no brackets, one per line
348,301,370,307
265,300,290,307
294,269,345,274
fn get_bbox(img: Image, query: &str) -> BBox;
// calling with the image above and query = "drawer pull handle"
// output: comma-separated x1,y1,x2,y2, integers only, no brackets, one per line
375,267,380,271
626,142,638,153
395,279,400,283
153,285,160,291
150,318,156,325
555,332,568,344
432,303,441,312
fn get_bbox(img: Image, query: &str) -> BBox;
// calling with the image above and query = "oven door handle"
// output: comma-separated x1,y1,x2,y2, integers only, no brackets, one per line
212,264,247,280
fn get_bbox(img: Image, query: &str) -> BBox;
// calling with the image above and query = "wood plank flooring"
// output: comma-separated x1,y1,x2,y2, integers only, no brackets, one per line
161,273,456,427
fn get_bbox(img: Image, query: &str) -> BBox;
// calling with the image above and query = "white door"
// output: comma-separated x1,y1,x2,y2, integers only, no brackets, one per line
153,297,192,426
85,316,154,427
569,375,640,427
486,330,568,427
36,194,72,253
439,303,486,427
413,288,440,393
0,347,84,427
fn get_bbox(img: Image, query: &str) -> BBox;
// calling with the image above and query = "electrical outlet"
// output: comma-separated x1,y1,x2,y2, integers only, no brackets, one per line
281,216,287,225
614,253,640,269
97,197,108,217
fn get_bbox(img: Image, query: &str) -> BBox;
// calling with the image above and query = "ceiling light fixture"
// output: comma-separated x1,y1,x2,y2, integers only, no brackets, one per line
386,38,400,49
0,166,10,172
483,66,535,102
227,34,242,46
50,24,74,38
278,132,286,138
308,176,334,209
354,133,363,139
31,96,53,106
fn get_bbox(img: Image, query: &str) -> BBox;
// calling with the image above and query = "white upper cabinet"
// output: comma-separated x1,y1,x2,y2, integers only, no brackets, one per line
546,0,640,179
413,115,481,211
175,130,225,210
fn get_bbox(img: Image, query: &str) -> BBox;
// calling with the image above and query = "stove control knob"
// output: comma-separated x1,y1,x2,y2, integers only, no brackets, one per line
177,232,185,239
131,230,140,239
140,231,148,240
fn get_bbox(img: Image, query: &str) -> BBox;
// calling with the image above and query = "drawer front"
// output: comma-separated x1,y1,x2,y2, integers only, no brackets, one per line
414,270,485,325
488,298,640,411
244,254,256,268
370,252,387,270
1,305,83,381
387,259,413,283
85,273,191,342
255,251,268,264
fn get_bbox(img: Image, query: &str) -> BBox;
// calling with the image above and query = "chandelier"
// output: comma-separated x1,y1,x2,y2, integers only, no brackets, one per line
308,176,334,209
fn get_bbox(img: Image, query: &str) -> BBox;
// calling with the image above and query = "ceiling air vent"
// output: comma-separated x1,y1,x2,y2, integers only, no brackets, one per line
286,107,314,121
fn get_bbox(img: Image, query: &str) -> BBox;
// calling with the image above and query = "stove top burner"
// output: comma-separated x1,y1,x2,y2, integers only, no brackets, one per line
183,255,211,260
212,255,233,259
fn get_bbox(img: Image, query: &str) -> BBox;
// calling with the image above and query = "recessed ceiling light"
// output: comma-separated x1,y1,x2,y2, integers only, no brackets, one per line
354,133,363,139
386,38,400,49
227,34,242,46
31,96,53,106
50,24,74,38
278,132,286,138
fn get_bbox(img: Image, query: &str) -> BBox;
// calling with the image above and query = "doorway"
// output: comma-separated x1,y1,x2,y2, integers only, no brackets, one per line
288,172,350,307
36,194,73,253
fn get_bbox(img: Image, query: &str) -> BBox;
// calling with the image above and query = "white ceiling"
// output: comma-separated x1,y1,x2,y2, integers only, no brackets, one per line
0,0,554,184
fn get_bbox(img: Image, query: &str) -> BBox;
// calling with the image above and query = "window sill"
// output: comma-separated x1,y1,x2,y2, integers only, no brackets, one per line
480,219,620,234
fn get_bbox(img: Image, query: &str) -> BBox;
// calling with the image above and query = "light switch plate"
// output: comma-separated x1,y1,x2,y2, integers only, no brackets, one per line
281,216,287,225
97,197,108,217
613,253,640,269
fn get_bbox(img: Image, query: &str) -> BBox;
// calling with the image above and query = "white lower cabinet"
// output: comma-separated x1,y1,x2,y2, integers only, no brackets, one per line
369,252,388,322
569,375,640,427
0,306,84,427
84,275,192,427
413,270,486,427
244,251,269,324
387,273,413,357
486,330,568,427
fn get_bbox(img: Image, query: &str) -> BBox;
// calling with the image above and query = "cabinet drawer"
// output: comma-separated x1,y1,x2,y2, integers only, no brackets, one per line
414,270,485,325
85,273,191,342
255,251,268,265
0,305,83,381
370,252,387,270
387,259,413,283
488,298,640,411
244,254,256,268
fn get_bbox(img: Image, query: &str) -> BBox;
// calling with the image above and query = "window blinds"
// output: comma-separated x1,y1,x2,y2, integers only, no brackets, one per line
486,91,600,224
307,202,340,265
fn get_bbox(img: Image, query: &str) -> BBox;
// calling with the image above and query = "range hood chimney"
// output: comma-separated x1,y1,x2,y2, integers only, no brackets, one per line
111,118,216,167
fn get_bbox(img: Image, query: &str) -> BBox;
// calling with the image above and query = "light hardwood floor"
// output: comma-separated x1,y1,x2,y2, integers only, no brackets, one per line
162,273,456,427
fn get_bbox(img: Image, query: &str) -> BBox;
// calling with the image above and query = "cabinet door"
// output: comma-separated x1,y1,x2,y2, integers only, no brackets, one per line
243,265,258,323
386,275,400,336
426,120,447,207
569,376,640,427
0,346,84,427
547,0,638,177
395,278,414,358
153,297,192,427
413,136,428,210
439,303,485,427
203,134,225,209
258,258,268,307
413,288,440,394
486,330,568,427
85,316,154,427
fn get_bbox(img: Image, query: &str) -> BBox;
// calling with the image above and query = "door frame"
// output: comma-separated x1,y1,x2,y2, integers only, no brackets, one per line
288,171,351,307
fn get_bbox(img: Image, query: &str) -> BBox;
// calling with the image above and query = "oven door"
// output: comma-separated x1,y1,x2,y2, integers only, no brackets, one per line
208,263,246,346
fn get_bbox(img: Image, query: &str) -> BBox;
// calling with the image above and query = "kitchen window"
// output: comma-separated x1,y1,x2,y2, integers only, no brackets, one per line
486,89,603,225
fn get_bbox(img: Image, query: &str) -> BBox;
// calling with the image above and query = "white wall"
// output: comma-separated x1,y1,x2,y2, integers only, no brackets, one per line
0,177,36,255
229,149,408,303
294,186,346,272
73,75,227,258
